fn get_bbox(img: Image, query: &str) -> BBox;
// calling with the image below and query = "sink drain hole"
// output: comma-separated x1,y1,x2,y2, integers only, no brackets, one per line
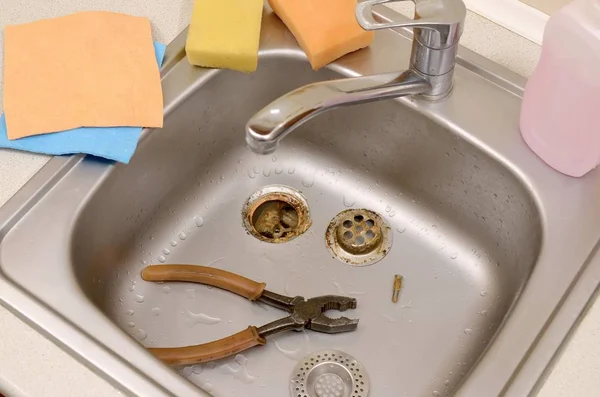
251,201,299,239
243,185,311,243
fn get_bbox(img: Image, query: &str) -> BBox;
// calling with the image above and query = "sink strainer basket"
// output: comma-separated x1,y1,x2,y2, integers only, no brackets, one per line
290,350,370,397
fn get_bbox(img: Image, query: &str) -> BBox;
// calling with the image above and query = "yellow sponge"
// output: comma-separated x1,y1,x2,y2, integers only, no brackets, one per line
185,0,264,72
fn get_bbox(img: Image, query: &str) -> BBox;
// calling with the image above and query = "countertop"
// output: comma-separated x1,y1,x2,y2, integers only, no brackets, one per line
0,1,598,396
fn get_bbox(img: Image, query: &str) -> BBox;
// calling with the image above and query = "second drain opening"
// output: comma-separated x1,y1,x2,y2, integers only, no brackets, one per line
326,209,392,266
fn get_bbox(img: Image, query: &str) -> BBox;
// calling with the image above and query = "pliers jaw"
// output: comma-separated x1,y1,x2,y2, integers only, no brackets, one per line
258,295,359,336
305,295,359,334
310,313,359,334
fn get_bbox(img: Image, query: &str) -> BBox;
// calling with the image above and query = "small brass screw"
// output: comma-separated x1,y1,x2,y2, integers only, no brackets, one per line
392,274,403,303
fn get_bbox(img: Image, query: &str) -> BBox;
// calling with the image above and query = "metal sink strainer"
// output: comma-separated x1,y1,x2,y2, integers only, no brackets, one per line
325,209,392,266
290,350,370,397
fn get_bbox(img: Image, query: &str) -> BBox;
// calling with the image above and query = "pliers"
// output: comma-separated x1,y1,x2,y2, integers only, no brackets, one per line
141,265,359,365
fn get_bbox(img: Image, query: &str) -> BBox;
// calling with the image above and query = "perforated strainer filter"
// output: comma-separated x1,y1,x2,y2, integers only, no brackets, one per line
325,209,392,266
289,350,370,397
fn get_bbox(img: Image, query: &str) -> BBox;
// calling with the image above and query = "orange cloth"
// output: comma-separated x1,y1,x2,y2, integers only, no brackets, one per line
268,0,374,70
3,11,163,140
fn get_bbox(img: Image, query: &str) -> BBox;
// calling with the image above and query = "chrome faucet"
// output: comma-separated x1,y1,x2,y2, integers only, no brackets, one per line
246,0,466,154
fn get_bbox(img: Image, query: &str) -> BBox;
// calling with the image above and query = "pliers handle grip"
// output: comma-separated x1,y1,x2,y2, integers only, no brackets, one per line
142,264,266,301
142,265,268,365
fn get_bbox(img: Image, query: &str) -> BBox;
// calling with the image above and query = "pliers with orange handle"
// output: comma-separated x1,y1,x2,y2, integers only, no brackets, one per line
141,265,359,365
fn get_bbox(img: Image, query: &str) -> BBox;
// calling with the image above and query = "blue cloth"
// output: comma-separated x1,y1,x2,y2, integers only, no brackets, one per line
0,42,166,164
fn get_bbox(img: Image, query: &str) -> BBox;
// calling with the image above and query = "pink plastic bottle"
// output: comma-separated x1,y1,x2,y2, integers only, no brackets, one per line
520,0,600,177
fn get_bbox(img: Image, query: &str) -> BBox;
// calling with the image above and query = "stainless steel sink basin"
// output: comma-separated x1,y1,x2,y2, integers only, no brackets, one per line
2,7,600,397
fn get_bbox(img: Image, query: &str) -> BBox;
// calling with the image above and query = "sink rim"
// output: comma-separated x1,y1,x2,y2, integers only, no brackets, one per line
0,6,599,397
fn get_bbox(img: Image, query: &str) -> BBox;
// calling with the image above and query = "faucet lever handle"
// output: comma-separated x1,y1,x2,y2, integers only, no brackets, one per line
356,0,466,49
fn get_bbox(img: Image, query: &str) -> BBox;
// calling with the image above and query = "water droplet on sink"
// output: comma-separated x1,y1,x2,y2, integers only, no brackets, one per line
170,240,178,247
126,310,134,316
152,307,161,316
135,294,145,303
140,259,147,266
149,236,155,240
302,175,314,187
127,322,135,328
396,227,406,233
480,289,487,297
272,156,277,162
184,309,221,326
385,205,391,212
219,174,224,182
433,391,440,396
179,231,187,240
128,283,136,292
162,286,171,294
162,248,170,255
263,169,271,177
275,166,283,174
450,253,458,259
343,195,356,207
185,289,196,299
381,314,396,323
478,310,488,316
464,328,473,335
194,216,204,227
219,354,255,384
248,170,256,179
288,167,295,174
444,380,450,386
181,366,194,379
135,329,147,341
274,340,302,360
158,255,166,263
389,211,396,217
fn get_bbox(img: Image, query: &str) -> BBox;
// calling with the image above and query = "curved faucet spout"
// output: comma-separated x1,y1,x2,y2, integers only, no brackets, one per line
245,70,430,154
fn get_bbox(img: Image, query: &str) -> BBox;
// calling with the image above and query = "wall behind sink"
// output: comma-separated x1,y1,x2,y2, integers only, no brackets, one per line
462,0,564,45
520,0,569,14
388,3,542,76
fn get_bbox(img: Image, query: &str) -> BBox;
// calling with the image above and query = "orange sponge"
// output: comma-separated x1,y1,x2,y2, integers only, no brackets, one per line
268,0,374,70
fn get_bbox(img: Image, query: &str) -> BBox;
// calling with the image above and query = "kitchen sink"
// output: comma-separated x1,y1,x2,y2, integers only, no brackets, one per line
2,7,600,397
